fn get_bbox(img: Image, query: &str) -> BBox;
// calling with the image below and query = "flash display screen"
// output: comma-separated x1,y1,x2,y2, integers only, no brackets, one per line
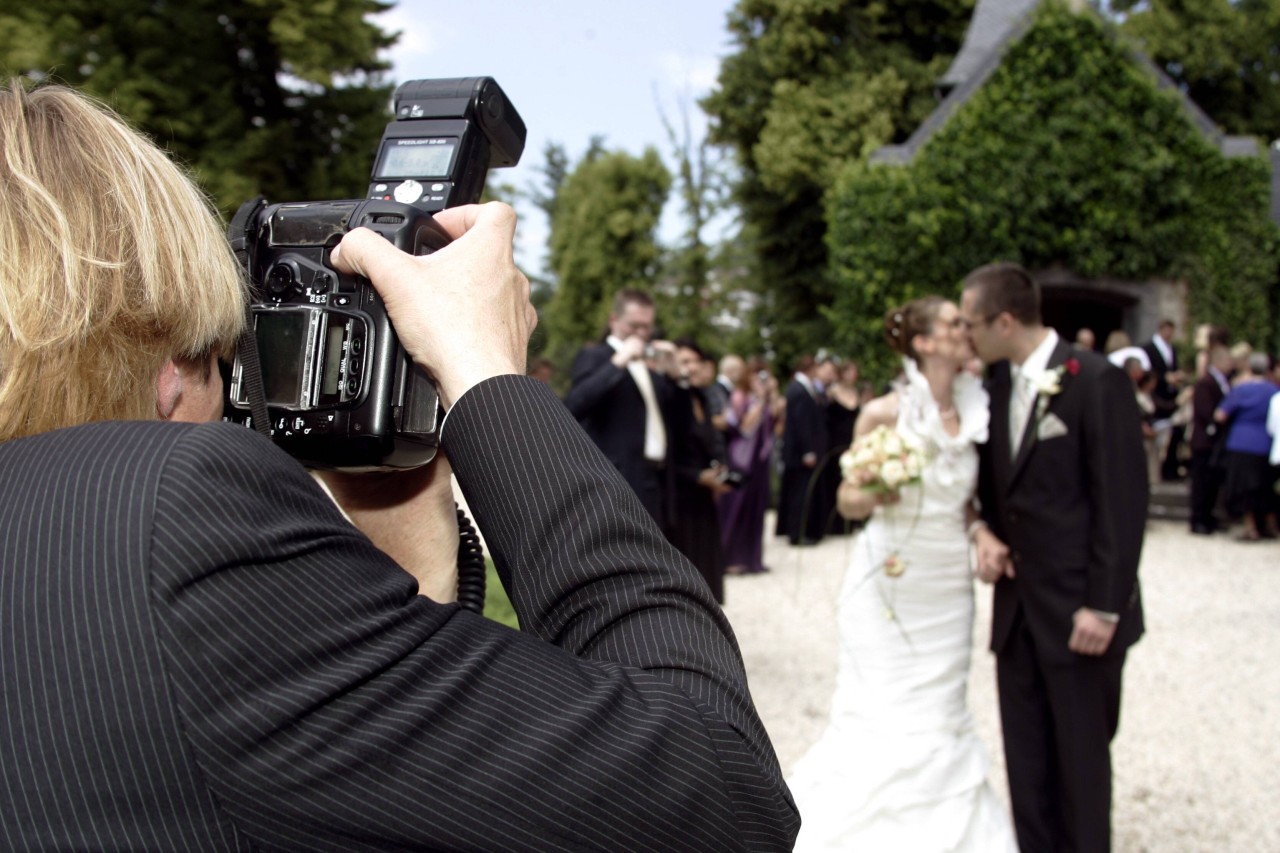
255,312,307,405
377,139,457,178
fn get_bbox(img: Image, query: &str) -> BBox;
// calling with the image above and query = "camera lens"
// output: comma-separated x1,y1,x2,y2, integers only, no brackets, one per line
266,263,296,297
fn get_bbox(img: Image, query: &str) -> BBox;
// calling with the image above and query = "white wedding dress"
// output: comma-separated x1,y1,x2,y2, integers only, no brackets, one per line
787,360,1018,852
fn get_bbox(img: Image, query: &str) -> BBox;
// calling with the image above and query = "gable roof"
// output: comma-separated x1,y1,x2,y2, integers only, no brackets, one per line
871,0,1258,165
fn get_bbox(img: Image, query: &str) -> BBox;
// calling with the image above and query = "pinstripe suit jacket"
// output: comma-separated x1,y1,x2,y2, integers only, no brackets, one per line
0,376,798,852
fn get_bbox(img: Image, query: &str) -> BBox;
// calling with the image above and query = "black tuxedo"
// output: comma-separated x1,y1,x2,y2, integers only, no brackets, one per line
1143,336,1184,478
978,341,1147,852
775,377,829,544
1142,337,1180,406
565,341,680,527
0,377,798,851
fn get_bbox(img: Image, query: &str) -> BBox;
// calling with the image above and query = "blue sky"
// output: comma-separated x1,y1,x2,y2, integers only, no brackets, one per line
375,1,740,270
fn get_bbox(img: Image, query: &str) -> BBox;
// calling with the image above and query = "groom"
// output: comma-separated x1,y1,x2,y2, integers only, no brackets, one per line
960,263,1147,853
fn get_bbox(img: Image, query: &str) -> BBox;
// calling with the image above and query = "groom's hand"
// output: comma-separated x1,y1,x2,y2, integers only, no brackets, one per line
973,527,1014,583
1069,607,1117,656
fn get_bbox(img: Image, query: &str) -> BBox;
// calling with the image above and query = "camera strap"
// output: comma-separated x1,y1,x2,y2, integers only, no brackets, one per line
228,197,272,438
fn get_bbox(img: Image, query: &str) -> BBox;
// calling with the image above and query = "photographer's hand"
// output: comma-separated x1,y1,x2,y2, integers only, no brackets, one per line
330,203,536,409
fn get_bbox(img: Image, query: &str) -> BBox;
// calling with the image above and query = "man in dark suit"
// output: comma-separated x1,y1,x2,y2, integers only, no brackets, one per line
961,263,1147,853
565,289,684,528
0,82,798,851
1188,344,1234,533
775,354,831,545
1143,319,1186,480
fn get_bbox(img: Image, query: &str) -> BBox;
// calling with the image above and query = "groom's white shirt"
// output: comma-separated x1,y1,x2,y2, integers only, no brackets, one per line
1009,329,1059,455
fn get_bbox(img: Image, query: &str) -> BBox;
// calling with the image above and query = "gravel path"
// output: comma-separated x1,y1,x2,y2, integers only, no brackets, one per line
721,517,1280,852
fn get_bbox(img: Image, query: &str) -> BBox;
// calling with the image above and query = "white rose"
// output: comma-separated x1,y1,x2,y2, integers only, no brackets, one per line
880,459,907,489
852,447,877,469
904,452,923,480
1034,371,1062,396
882,433,904,457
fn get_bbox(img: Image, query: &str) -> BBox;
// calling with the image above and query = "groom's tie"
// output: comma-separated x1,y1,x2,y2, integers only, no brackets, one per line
1009,367,1035,459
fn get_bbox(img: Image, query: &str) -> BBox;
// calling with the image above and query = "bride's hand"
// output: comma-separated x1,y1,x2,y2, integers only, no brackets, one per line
837,481,900,520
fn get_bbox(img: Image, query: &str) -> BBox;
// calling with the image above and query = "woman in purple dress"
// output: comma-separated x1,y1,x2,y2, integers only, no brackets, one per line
719,360,781,575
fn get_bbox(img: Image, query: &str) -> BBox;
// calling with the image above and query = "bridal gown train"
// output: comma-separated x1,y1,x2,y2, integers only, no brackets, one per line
786,362,1018,852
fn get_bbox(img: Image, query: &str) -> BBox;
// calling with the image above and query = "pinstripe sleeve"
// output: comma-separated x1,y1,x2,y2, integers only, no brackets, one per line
149,410,797,851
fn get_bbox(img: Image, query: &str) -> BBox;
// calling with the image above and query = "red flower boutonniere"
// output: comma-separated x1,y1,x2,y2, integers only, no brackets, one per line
1032,358,1079,419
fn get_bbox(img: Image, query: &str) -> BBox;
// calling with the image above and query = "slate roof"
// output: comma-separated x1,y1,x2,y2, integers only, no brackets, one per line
871,0,1259,165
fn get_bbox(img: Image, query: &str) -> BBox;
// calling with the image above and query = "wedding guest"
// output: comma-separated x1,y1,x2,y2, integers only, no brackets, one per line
776,354,831,545
1075,327,1097,351
720,359,780,575
1144,320,1186,480
1230,341,1254,385
1193,324,1231,379
1133,367,1162,485
1105,329,1151,372
1216,352,1280,540
528,356,556,385
670,339,731,602
714,353,745,433
565,290,684,528
1189,345,1234,534
822,358,863,534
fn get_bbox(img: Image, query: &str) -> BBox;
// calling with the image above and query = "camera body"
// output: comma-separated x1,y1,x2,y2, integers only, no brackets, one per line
225,77,524,470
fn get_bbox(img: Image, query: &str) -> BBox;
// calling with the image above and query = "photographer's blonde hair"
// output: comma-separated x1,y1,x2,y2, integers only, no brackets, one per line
0,80,247,441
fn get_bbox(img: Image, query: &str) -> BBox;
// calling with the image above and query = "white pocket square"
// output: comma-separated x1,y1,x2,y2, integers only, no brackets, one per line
1037,412,1069,440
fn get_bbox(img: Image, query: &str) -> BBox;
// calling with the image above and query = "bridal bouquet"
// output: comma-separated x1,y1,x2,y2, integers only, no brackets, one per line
839,424,926,495
842,425,927,595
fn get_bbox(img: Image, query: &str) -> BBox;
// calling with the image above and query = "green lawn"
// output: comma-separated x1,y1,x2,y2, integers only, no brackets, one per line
482,561,519,630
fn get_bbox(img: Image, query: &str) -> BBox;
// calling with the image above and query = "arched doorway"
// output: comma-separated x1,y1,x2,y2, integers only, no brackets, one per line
1041,283,1138,352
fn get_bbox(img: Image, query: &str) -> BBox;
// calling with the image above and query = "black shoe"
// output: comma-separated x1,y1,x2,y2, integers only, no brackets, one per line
1191,524,1213,535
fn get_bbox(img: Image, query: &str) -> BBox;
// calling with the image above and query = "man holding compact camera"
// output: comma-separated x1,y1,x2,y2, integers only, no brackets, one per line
0,81,798,851
565,289,687,527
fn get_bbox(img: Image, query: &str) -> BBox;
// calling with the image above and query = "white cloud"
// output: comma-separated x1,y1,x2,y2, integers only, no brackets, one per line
374,7,446,71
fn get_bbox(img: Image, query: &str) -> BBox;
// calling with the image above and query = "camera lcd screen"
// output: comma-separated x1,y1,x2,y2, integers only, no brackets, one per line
255,312,307,405
377,139,457,178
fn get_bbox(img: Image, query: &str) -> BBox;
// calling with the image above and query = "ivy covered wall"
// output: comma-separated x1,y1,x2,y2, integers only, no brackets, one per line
826,2,1278,381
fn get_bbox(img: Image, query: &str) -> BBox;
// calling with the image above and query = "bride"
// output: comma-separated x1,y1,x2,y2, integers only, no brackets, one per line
786,296,1018,851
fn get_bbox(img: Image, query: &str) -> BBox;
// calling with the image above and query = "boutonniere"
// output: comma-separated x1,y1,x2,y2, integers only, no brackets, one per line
1033,358,1080,418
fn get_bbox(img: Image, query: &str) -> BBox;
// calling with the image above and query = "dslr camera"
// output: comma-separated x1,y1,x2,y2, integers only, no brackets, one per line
225,78,525,470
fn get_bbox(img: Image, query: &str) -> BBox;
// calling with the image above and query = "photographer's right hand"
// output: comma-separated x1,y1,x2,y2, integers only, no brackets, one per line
330,203,535,409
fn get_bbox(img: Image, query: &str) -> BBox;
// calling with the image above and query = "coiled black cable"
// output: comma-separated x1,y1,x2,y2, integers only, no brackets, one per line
454,505,486,613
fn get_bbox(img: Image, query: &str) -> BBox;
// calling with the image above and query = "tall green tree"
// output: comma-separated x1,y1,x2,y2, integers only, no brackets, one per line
543,146,671,365
1103,0,1280,141
0,0,397,213
701,0,973,369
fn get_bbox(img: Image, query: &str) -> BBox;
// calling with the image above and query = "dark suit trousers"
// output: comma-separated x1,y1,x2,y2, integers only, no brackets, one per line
998,612,1126,853
1189,449,1224,530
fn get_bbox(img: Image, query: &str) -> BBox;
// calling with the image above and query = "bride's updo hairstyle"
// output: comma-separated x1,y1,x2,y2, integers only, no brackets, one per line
884,296,947,362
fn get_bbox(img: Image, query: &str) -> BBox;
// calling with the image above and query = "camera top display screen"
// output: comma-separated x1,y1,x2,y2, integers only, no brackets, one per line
376,138,458,179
